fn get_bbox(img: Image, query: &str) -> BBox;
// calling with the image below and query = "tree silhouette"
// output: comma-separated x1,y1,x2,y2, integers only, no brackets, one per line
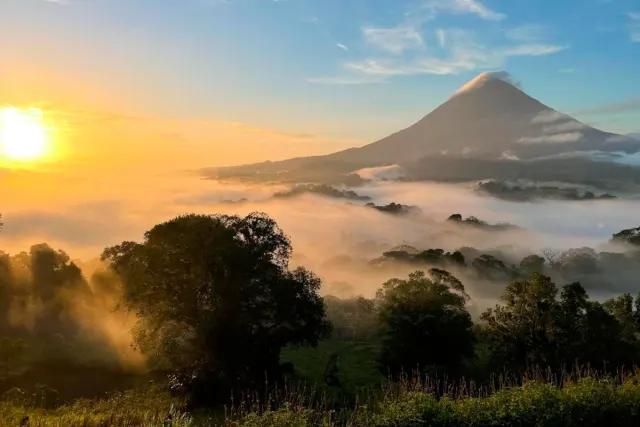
103,213,330,404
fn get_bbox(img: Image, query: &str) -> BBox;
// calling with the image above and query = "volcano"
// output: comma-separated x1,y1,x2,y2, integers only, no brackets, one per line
208,72,640,185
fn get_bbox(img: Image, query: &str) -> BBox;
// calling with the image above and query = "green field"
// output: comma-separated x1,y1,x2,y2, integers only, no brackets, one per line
281,339,384,395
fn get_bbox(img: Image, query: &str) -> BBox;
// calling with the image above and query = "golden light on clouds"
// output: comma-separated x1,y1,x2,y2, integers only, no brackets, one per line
0,107,52,162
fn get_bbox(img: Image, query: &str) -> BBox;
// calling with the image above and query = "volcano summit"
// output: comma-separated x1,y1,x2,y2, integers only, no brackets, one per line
209,72,640,187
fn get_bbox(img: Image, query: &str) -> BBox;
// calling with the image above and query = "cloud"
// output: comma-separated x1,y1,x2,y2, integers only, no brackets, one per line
336,43,349,51
522,111,588,144
531,110,568,124
530,111,587,134
2,202,136,247
543,121,587,134
629,12,640,42
344,29,566,77
307,2,562,83
362,26,424,54
344,57,487,76
502,44,568,56
453,71,521,96
500,151,520,160
577,98,640,115
518,132,584,145
422,0,506,21
344,59,426,76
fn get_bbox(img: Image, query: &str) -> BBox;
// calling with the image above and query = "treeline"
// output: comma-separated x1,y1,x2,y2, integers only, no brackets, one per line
374,243,640,293
325,270,640,378
2,212,640,411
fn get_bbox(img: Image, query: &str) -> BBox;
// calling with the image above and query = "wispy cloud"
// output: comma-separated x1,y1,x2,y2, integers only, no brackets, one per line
344,29,566,77
543,121,587,133
336,43,349,52
525,110,588,144
421,0,506,21
531,110,568,124
345,56,479,76
502,44,567,56
362,26,424,54
306,1,566,84
518,132,584,145
629,12,640,42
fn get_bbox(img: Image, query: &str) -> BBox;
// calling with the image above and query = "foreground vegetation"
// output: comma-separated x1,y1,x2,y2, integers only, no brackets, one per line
0,386,194,426
3,213,640,425
2,373,640,426
238,375,640,427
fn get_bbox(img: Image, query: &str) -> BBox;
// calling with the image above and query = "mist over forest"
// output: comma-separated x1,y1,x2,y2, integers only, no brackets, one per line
2,174,640,383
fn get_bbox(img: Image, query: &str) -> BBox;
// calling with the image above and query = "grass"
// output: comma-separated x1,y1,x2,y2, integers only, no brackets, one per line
231,373,640,427
2,374,640,426
281,339,384,395
0,385,195,426
3,344,640,427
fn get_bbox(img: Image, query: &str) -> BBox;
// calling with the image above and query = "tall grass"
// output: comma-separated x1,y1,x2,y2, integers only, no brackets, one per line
0,385,195,427
227,368,640,427
2,369,640,426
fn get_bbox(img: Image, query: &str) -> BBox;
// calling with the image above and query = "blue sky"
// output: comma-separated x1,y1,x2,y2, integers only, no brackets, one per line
1,0,639,143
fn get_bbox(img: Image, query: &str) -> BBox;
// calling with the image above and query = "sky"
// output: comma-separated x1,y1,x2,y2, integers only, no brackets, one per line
0,0,640,258
1,0,639,166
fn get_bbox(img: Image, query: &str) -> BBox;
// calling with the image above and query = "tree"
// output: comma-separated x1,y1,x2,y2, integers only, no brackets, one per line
324,296,378,340
519,255,545,275
0,251,12,335
28,244,91,341
603,294,640,357
375,269,474,375
556,247,599,275
481,275,636,372
480,274,559,370
102,213,330,404
472,254,516,281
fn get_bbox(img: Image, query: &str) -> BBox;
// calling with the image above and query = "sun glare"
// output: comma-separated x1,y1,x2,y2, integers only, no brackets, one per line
0,107,50,161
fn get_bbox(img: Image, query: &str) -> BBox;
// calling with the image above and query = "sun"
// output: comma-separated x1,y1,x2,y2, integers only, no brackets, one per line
0,107,50,161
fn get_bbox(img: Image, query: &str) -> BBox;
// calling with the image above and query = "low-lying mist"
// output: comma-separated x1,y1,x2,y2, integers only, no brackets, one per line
3,176,640,299
0,244,144,371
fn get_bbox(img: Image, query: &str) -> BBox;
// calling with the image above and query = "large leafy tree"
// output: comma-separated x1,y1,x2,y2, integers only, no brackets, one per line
481,274,560,369
481,274,638,372
102,213,330,404
375,269,474,375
